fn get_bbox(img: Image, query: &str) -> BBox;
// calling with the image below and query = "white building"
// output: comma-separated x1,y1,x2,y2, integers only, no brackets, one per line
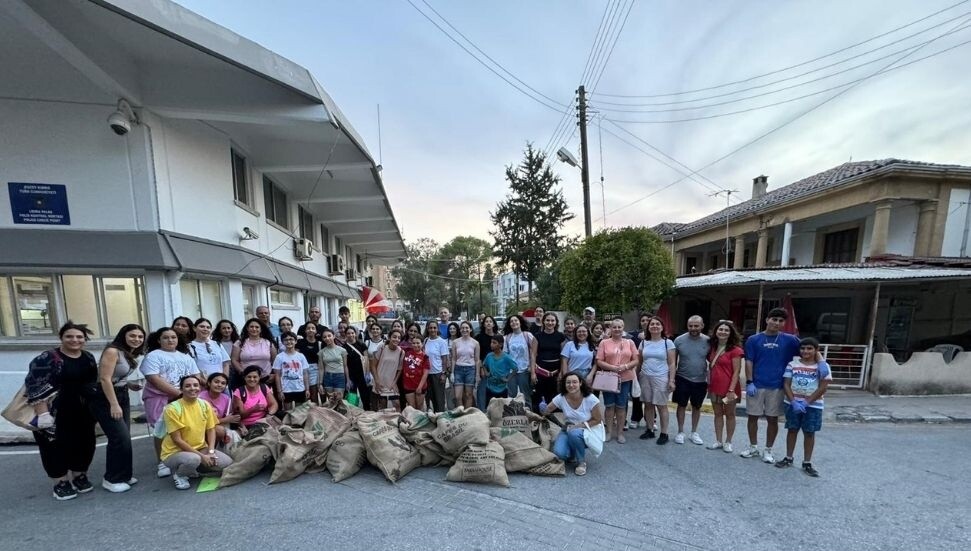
0,0,404,416
492,271,532,314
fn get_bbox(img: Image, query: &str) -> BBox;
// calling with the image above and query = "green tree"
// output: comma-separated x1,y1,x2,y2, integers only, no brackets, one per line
434,236,493,317
559,227,676,314
490,143,574,305
391,238,446,317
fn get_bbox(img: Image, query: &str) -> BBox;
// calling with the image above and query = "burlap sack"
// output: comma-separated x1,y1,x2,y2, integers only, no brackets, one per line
219,422,280,487
489,427,558,472
357,412,422,483
325,428,367,482
282,401,313,426
432,407,490,455
269,421,347,484
303,406,352,439
529,413,564,451
445,442,509,487
323,394,365,420
486,395,530,434
399,407,453,466
525,459,566,476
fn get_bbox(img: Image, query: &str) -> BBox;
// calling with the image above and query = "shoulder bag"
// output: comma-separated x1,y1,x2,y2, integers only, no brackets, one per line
582,421,605,457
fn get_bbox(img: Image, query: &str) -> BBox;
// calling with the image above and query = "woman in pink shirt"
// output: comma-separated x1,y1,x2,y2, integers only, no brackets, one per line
232,365,278,436
592,317,639,443
201,372,240,445
231,318,278,399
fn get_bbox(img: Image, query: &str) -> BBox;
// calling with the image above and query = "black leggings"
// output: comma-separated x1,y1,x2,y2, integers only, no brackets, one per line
532,375,559,414
34,392,96,479
87,387,133,484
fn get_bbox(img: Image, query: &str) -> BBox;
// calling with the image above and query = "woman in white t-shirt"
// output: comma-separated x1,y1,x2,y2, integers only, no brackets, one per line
188,318,231,378
545,373,602,476
637,316,676,445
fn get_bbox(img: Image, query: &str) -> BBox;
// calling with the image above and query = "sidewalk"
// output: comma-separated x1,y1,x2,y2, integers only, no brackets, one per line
3,391,969,444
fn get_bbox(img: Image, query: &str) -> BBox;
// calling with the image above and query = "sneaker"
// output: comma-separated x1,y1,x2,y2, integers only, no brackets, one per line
762,448,776,464
575,462,587,476
674,432,685,444
127,477,139,485
723,443,734,453
690,432,704,445
739,445,761,458
157,463,171,478
638,420,647,428
53,480,78,501
639,428,656,440
617,433,626,444
803,462,820,477
173,474,191,490
776,457,794,468
656,433,669,445
71,473,93,494
101,480,131,493
706,442,723,450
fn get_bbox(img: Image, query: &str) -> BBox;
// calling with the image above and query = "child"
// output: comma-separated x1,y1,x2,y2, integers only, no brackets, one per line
402,336,430,411
776,337,832,477
483,334,517,402
200,372,241,445
272,331,310,411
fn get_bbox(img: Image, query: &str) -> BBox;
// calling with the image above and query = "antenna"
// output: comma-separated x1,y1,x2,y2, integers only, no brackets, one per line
710,189,740,269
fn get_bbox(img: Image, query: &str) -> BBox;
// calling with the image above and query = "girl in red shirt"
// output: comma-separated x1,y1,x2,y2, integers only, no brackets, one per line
402,336,430,411
707,321,744,453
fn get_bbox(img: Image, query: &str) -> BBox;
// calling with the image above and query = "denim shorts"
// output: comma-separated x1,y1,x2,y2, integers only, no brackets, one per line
602,380,632,408
453,364,476,387
321,372,346,390
784,403,823,433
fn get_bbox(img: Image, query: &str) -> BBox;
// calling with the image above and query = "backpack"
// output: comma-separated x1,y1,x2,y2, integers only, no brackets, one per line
237,383,269,403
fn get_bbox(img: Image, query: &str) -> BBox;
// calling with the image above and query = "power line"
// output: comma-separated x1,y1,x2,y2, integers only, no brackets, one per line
589,0,636,94
596,14,971,221
579,0,620,86
402,0,565,113
593,9,971,109
592,0,970,98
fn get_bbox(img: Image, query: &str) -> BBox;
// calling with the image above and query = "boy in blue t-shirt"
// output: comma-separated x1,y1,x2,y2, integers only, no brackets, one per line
776,337,832,477
483,334,517,401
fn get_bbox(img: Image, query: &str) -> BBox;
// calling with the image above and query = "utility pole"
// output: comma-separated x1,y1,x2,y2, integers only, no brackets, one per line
577,85,592,238
710,189,739,269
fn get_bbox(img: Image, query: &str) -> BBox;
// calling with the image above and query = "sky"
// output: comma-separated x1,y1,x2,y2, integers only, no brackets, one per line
176,0,971,246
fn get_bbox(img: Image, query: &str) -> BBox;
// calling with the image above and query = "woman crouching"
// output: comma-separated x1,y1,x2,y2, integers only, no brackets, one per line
159,375,233,490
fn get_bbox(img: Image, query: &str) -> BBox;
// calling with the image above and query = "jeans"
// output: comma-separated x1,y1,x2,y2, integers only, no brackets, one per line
553,428,587,463
87,387,133,484
602,380,632,408
507,371,533,409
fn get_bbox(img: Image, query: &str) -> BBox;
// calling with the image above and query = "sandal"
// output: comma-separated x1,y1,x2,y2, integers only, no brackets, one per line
575,462,587,476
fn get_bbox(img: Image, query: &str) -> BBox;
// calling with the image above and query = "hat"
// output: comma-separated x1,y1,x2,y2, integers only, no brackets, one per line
584,306,595,314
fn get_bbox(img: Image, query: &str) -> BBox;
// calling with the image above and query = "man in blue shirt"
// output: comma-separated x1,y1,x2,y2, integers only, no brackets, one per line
740,307,801,464
437,307,451,339
256,305,280,340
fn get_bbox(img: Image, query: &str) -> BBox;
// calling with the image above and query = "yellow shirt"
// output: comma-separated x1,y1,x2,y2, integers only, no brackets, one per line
160,398,216,461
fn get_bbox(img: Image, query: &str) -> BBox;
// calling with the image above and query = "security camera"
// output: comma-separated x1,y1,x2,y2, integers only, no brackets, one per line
240,227,259,240
107,99,137,136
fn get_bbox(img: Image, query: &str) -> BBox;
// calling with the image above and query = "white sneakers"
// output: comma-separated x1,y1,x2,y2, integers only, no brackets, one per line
674,432,686,444
723,443,734,453
690,432,704,445
706,442,723,450
762,448,776,464
739,445,761,458
157,463,171,478
173,474,190,490
101,480,131,493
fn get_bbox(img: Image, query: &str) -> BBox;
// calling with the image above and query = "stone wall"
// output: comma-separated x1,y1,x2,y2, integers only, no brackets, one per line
870,352,971,395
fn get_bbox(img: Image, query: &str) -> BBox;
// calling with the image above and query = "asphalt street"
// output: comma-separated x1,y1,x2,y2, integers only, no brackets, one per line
1,418,968,551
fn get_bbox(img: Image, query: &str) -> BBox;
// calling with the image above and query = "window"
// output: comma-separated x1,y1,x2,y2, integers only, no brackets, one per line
822,228,859,263
179,279,224,320
242,284,257,320
1,275,145,338
270,287,296,307
263,176,289,228
319,225,330,254
231,149,249,206
299,206,314,244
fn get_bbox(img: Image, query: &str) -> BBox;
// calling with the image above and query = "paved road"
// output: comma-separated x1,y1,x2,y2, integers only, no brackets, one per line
1,418,968,551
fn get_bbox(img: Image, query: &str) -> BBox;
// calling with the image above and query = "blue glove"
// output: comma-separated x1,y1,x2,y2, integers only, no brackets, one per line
790,399,807,413
745,383,757,397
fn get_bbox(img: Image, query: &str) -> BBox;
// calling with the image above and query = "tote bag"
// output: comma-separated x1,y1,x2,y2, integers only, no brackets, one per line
583,421,605,457
591,371,620,393
1,385,52,431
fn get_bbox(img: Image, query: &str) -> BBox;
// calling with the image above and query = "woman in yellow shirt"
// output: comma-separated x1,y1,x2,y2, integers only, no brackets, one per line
160,375,234,490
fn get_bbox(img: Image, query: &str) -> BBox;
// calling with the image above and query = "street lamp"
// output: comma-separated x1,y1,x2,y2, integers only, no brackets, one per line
557,147,592,237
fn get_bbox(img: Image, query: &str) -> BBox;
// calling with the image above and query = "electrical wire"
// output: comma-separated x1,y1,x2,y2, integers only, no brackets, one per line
603,28,971,124
593,9,971,109
596,14,971,221
589,0,635,94
592,0,970,98
595,19,971,114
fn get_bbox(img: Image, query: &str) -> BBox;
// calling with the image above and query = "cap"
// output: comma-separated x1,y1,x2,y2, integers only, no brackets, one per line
584,306,595,313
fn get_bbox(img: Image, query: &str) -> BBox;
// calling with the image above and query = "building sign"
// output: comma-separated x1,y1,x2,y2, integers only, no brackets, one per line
8,182,71,225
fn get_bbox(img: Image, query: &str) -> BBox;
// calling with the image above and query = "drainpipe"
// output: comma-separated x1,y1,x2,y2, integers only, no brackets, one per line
781,221,793,267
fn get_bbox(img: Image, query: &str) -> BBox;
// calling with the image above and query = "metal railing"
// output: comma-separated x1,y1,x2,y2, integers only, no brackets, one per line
821,344,869,389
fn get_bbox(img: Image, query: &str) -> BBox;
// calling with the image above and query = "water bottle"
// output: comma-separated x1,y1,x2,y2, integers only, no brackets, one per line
539,397,548,414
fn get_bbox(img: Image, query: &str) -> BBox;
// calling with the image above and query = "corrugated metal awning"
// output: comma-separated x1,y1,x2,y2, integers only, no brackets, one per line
676,266,971,289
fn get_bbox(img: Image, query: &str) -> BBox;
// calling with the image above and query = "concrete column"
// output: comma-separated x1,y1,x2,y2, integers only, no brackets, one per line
755,230,768,268
733,236,746,269
869,201,893,257
674,251,684,276
781,222,793,266
914,200,939,256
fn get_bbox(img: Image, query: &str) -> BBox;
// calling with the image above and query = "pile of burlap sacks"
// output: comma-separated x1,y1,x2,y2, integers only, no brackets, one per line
218,395,566,488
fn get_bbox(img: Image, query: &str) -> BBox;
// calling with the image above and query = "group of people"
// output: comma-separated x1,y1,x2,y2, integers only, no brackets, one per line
22,301,831,499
